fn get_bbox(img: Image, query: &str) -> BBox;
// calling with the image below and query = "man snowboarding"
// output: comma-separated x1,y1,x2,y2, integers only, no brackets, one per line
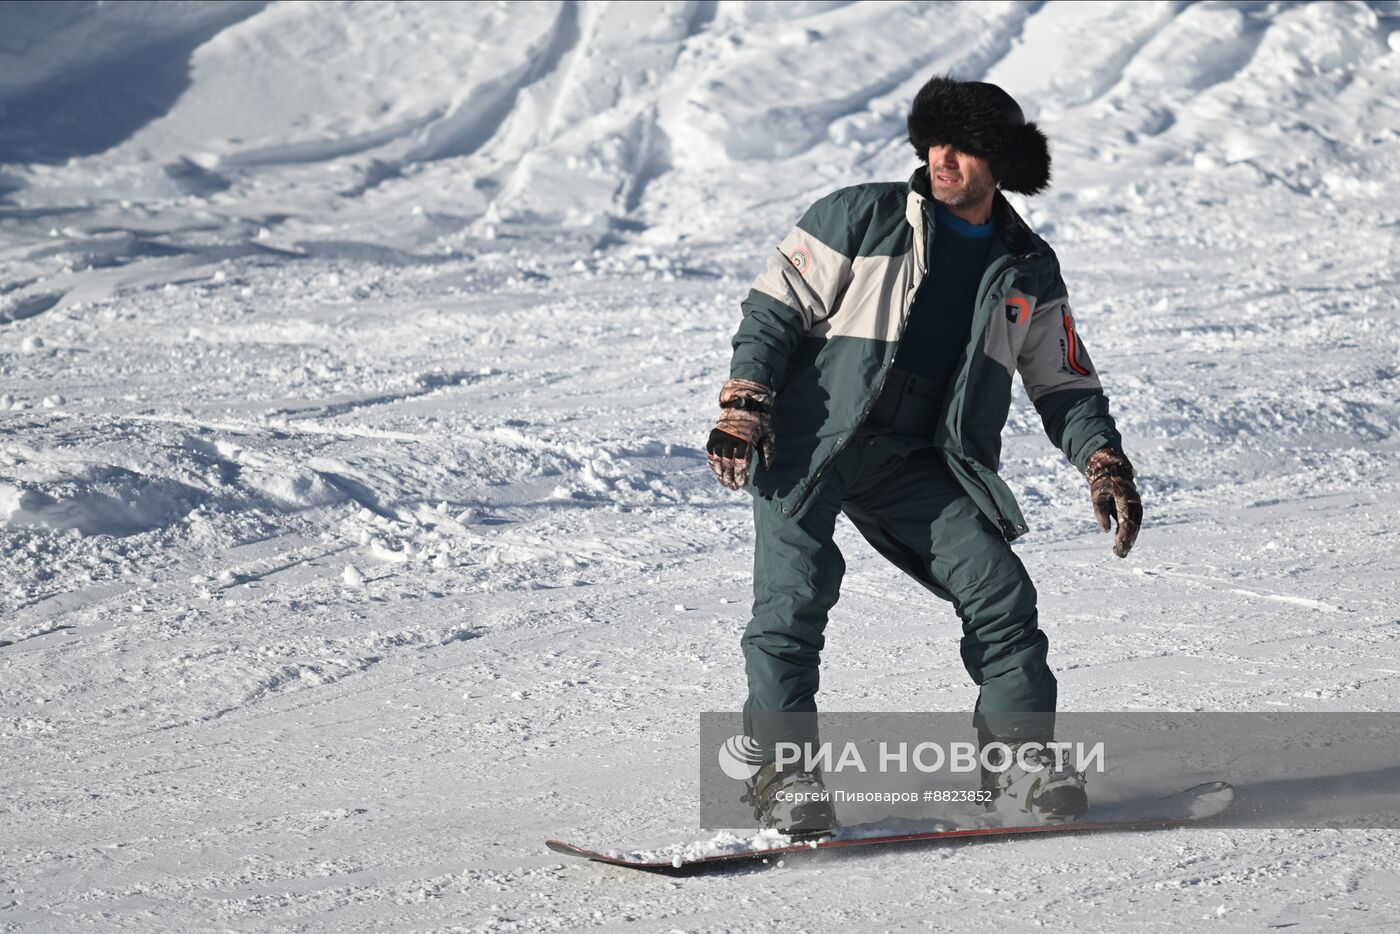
707,75,1143,836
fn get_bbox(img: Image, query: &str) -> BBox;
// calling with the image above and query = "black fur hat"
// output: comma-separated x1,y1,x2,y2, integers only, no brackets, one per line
907,74,1051,195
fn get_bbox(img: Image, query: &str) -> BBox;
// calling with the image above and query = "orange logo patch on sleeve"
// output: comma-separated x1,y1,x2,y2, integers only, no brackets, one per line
1005,296,1030,325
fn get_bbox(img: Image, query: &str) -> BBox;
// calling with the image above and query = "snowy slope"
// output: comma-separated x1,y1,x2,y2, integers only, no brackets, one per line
3,1,1400,930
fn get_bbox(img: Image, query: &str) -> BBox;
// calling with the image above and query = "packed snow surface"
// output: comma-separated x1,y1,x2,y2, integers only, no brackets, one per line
3,1,1400,930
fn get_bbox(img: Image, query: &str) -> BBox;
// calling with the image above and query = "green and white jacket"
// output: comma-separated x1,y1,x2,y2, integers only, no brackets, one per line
729,165,1122,540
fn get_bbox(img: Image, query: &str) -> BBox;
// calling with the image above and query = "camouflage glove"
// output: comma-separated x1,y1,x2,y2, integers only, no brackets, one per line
1086,447,1142,559
706,378,775,491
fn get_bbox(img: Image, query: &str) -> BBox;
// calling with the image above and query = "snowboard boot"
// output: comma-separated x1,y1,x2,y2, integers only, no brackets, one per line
981,741,1088,823
740,762,839,839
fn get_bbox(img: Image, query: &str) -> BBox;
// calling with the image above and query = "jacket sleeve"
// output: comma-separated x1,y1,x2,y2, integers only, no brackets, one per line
729,191,856,392
1016,264,1123,472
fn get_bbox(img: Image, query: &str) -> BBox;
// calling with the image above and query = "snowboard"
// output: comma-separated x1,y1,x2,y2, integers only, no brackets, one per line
545,781,1234,873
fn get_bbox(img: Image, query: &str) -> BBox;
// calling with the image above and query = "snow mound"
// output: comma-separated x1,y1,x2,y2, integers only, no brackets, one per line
0,425,357,538
0,472,201,537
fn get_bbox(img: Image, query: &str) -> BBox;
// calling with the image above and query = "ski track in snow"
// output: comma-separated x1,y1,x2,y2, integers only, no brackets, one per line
3,1,1400,931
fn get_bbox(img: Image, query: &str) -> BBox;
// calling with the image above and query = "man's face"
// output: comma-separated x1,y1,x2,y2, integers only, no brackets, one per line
927,144,997,208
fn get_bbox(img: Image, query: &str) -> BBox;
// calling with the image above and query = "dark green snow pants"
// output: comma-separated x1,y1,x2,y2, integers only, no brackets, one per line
742,367,1056,760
